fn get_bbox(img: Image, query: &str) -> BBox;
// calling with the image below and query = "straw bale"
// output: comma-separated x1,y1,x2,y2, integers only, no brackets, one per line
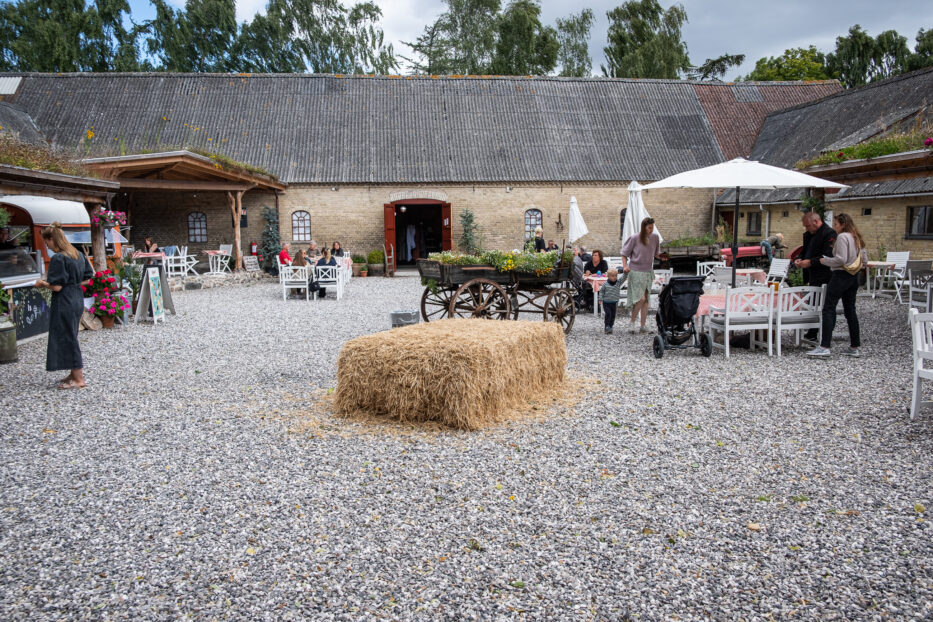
334,319,566,430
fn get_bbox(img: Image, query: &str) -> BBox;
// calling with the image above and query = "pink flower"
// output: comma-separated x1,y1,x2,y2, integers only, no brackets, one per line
837,152,844,158
926,137,933,147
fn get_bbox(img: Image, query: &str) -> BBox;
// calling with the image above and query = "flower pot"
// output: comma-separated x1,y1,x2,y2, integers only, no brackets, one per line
359,271,368,278
100,315,115,329
0,319,17,364
368,263,385,277
352,263,362,277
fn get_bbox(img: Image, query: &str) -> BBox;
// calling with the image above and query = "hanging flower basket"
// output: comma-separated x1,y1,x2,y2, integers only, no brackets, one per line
92,208,127,227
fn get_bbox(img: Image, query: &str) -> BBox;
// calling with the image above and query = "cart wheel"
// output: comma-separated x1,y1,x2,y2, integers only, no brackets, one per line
544,288,576,334
449,278,511,320
653,335,665,359
421,287,453,322
699,333,712,357
510,295,520,320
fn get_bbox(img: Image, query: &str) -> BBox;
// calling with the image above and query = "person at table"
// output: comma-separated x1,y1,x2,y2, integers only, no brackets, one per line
794,212,837,341
0,227,16,250
621,217,661,333
278,242,292,266
807,213,866,359
34,222,92,390
315,249,337,298
599,268,623,334
142,237,159,253
331,241,345,257
532,226,547,252
290,250,308,297
760,232,785,263
307,240,321,259
547,239,559,252
583,250,608,276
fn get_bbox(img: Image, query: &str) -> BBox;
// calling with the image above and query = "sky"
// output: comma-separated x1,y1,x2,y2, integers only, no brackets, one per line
130,0,933,79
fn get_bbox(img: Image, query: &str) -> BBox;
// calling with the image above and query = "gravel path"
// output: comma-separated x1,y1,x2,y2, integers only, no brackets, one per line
1,274,931,620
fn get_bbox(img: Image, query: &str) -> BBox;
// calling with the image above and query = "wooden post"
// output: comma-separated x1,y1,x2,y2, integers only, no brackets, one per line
226,190,246,271
85,202,106,272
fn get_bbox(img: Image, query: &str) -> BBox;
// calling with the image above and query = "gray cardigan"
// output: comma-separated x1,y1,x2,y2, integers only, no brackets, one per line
598,278,623,303
821,232,867,271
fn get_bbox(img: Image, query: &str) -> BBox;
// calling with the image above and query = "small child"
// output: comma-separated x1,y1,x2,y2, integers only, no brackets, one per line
598,268,623,334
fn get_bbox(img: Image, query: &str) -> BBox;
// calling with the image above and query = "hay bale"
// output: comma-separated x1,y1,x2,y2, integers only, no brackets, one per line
334,319,566,430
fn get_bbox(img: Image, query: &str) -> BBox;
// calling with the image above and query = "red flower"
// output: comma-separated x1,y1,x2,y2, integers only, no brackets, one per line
837,152,844,158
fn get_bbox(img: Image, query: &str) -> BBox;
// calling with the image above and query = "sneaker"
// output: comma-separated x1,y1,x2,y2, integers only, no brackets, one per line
807,346,831,357
628,322,637,334
605,327,613,334
840,347,861,358
639,325,650,333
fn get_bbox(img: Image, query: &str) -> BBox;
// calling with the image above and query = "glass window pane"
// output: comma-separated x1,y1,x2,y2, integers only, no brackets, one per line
292,211,311,242
524,209,542,241
188,212,207,243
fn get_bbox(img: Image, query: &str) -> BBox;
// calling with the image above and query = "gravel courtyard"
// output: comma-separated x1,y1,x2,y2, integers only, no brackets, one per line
1,274,931,620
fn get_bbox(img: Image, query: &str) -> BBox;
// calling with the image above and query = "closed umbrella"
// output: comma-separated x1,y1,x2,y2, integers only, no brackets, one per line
642,158,846,287
622,181,662,249
568,195,588,244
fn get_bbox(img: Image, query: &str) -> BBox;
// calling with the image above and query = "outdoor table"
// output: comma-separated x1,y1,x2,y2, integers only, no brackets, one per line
131,251,165,263
865,261,895,298
203,250,231,275
735,268,767,285
584,274,608,315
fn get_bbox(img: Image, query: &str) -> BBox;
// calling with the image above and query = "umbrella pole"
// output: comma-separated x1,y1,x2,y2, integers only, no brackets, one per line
732,186,740,289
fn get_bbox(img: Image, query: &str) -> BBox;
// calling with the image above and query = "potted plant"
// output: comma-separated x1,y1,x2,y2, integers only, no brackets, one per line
0,281,17,364
91,292,131,328
368,249,385,276
359,264,368,277
351,254,367,277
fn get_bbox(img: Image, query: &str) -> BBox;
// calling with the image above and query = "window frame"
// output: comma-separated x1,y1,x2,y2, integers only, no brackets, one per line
907,205,933,239
187,211,207,243
292,210,312,242
524,208,543,242
746,211,762,236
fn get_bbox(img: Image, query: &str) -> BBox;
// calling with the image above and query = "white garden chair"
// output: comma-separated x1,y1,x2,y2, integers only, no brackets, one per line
873,251,909,303
908,269,933,311
707,287,774,358
280,265,309,301
314,265,343,300
909,308,933,419
178,245,198,276
163,245,187,278
773,285,825,357
218,244,234,273
696,260,724,277
763,258,790,287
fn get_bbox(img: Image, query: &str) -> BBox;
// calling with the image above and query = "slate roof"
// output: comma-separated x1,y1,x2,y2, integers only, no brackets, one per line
0,101,45,143
750,66,933,169
716,177,933,206
0,73,836,185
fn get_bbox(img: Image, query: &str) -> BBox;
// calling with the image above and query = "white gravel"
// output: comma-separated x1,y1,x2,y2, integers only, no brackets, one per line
1,274,931,620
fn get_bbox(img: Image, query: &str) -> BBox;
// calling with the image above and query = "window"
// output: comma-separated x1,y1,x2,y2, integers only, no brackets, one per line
908,206,933,239
524,208,542,241
862,207,872,216
782,211,789,218
619,208,627,239
187,211,207,243
746,211,762,236
292,210,311,242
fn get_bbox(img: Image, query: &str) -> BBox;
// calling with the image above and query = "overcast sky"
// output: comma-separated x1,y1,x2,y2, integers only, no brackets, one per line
143,0,932,79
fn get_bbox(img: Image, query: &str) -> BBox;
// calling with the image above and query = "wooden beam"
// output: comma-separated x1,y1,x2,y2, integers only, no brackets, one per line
0,181,113,204
85,202,107,272
116,179,256,192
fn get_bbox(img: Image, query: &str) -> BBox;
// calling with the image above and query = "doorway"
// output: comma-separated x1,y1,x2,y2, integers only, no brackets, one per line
384,200,452,268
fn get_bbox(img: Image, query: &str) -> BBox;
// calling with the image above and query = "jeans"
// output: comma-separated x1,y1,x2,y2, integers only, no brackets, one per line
761,240,773,262
821,270,860,348
603,301,618,329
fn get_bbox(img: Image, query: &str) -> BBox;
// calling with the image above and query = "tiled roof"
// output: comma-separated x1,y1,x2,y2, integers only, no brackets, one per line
716,176,933,205
0,101,44,143
1,73,835,185
750,66,933,168
693,81,842,160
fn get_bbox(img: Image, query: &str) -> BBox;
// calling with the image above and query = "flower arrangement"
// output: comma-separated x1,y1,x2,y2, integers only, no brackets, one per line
428,250,573,275
91,208,127,227
83,270,116,297
92,292,130,318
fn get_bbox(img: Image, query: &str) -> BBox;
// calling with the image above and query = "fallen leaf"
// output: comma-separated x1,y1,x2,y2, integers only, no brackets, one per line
246,547,256,555
915,503,926,514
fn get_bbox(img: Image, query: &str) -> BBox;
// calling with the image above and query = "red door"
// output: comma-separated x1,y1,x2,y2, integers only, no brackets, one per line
384,204,396,271
441,202,452,251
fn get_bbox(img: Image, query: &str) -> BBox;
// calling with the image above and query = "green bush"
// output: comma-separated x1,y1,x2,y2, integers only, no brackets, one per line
351,254,367,264
663,232,717,248
367,249,385,264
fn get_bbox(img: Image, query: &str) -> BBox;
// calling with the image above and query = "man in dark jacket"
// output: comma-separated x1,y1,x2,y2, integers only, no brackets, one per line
794,211,837,339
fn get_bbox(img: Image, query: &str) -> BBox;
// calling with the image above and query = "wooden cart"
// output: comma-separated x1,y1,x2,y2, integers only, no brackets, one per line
417,258,576,333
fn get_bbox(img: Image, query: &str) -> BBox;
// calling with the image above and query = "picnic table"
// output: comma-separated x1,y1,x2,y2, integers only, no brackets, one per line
584,274,608,315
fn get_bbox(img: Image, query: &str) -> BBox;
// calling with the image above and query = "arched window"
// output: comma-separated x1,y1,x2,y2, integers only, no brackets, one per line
187,211,207,243
619,208,627,239
524,208,542,241
292,211,311,242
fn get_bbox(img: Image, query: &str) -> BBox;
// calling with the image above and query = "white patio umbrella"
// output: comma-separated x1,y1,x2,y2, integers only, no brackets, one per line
622,181,662,249
642,158,846,287
568,195,588,244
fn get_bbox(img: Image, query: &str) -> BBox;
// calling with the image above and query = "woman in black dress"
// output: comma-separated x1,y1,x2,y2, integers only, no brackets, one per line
34,222,92,389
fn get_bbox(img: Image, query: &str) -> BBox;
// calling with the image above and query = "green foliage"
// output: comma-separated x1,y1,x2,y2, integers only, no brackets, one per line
826,24,915,88
786,267,805,287
795,125,933,168
556,8,594,77
663,232,716,248
145,0,238,72
186,148,277,179
739,46,830,81
0,281,10,317
404,0,500,75
490,0,558,76
0,134,94,177
800,195,825,218
351,254,367,264
259,206,280,270
0,207,9,229
687,53,745,81
906,28,933,72
429,249,571,275
367,249,385,264
602,0,690,79
458,207,483,255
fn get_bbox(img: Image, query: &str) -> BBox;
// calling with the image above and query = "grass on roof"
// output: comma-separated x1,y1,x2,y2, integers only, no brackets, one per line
186,148,278,180
0,134,95,177
796,125,933,169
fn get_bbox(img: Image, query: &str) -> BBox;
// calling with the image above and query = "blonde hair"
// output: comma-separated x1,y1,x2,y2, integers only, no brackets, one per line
607,268,618,278
41,222,79,260
322,249,332,261
534,226,543,236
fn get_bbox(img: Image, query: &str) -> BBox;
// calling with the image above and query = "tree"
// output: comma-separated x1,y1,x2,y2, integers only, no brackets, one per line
906,28,933,72
404,0,500,75
826,24,911,88
230,0,304,73
556,8,594,77
401,20,453,75
490,0,558,75
687,53,745,81
739,46,830,81
602,0,690,79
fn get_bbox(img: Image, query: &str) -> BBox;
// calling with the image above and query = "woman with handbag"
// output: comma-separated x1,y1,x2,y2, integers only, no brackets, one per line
807,213,867,358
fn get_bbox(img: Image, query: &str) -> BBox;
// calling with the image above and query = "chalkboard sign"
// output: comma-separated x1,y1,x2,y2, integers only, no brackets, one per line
11,286,51,340
243,255,260,272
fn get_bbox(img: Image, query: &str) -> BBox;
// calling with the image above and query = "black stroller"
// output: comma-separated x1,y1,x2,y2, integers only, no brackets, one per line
652,276,712,358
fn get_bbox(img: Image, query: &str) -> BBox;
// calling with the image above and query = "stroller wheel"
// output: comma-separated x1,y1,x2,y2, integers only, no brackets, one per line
700,333,712,357
652,335,665,359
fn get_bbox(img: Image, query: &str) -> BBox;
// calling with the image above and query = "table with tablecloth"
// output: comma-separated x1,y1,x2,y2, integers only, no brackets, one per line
584,275,608,315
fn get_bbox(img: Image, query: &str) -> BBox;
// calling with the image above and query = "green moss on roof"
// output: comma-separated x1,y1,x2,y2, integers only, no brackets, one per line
0,134,95,177
795,125,933,169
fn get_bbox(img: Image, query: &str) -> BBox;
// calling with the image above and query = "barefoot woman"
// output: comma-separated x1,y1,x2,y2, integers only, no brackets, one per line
34,222,92,389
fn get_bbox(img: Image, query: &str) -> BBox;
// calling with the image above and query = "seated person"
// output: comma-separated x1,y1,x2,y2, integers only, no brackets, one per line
315,249,337,298
583,250,608,276
546,239,559,252
307,240,321,259
760,233,785,263
289,250,308,296
142,237,159,253
331,241,345,257
278,242,293,266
